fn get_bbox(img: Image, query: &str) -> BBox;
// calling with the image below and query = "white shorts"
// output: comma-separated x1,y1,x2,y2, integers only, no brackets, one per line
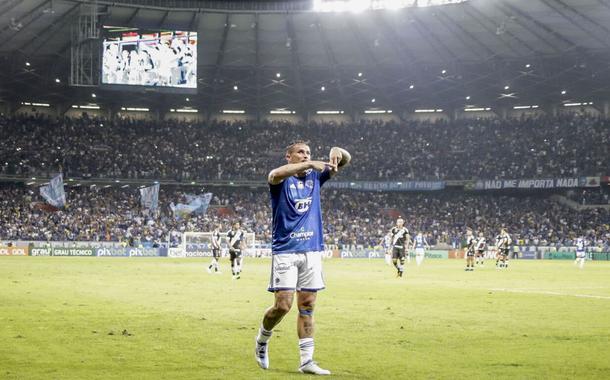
576,252,586,259
415,248,425,256
268,252,325,293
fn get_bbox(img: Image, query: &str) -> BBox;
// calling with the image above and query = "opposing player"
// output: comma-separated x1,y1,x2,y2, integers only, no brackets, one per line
411,232,430,267
383,232,393,266
495,228,512,269
575,236,587,269
207,224,222,274
465,228,476,271
254,141,351,375
389,218,410,277
475,232,486,267
227,221,245,279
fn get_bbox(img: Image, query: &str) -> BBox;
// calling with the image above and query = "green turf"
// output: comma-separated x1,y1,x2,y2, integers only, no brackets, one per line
1,257,609,379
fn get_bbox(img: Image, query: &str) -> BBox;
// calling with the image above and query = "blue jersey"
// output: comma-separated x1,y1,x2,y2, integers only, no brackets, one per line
270,168,331,254
415,235,426,249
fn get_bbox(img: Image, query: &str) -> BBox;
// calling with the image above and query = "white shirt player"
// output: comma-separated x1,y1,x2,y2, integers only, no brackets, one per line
466,235,477,254
575,237,587,258
228,229,245,251
383,233,392,250
212,229,221,249
496,231,512,250
476,236,486,252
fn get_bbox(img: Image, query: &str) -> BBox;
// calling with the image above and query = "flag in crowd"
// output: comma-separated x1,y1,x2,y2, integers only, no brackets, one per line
139,183,160,211
39,174,66,209
170,192,213,219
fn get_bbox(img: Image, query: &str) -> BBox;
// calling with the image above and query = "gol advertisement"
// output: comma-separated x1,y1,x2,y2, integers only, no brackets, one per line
0,246,30,256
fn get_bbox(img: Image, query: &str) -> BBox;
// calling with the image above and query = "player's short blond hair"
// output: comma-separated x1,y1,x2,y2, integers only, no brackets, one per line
285,140,310,154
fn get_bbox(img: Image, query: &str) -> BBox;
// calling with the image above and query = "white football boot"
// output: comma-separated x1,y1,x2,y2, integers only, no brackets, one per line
254,338,269,369
298,361,331,375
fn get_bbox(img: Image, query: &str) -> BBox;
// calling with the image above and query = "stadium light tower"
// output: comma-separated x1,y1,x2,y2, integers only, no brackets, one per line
70,2,100,87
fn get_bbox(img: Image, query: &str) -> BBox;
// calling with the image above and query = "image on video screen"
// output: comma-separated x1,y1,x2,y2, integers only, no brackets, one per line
102,27,197,89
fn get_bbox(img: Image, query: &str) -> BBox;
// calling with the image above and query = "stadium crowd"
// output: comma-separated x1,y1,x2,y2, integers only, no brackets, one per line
1,113,608,181
1,185,608,249
566,188,610,206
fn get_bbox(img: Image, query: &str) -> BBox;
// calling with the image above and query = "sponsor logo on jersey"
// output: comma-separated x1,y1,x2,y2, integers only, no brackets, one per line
297,181,305,189
294,197,312,213
290,227,314,241
305,180,314,189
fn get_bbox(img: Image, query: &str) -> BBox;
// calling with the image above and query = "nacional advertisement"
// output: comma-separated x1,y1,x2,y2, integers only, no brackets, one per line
473,177,600,190
184,243,212,257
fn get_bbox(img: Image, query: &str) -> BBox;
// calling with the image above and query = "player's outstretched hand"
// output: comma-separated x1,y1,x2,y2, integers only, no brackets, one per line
310,160,335,172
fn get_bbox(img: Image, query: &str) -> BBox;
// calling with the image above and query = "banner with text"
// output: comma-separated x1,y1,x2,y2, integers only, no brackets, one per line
52,247,96,256
473,177,599,191
326,181,445,192
0,246,29,256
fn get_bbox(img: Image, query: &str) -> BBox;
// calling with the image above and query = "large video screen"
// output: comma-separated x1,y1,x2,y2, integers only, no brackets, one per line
102,27,197,89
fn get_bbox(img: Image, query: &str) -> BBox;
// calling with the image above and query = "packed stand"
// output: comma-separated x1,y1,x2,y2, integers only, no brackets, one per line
566,188,610,206
1,184,608,249
1,113,608,182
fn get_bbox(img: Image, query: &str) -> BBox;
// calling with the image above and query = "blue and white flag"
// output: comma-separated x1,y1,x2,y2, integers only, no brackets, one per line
184,193,213,215
39,174,66,209
139,184,160,211
170,192,213,219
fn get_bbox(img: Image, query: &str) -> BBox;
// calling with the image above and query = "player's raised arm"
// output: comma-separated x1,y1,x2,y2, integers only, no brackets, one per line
268,161,332,185
268,141,336,185
328,147,351,176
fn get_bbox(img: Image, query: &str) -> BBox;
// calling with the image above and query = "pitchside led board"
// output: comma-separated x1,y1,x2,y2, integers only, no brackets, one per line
101,26,197,94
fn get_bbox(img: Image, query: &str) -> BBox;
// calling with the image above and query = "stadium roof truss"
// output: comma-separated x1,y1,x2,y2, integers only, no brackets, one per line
1,0,610,114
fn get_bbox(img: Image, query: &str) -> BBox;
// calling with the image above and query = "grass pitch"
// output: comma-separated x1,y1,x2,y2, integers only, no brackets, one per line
1,257,610,380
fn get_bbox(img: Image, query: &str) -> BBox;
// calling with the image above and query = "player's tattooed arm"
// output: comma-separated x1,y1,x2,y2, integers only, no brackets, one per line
268,161,332,184
329,147,351,172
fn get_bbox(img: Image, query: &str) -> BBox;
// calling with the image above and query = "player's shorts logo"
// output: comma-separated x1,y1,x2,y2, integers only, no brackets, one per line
274,262,290,274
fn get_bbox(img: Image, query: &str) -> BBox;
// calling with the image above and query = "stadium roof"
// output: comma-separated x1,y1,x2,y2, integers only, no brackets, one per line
1,0,610,114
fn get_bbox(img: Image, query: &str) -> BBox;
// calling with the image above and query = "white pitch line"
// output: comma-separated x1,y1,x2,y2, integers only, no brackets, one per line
490,288,610,300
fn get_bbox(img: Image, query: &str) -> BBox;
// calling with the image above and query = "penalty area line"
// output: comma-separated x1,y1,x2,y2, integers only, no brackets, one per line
490,288,610,300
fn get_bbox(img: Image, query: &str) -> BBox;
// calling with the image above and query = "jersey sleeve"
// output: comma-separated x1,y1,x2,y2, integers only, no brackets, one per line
269,181,283,197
